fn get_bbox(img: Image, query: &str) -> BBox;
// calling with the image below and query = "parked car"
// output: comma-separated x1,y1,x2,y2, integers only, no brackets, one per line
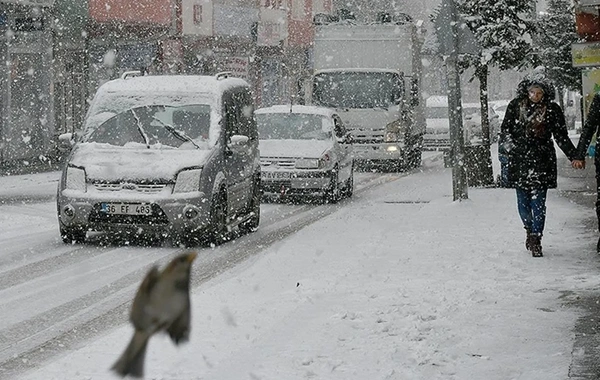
56,72,261,246
491,99,510,124
463,102,501,144
255,105,354,203
423,95,451,150
423,95,500,149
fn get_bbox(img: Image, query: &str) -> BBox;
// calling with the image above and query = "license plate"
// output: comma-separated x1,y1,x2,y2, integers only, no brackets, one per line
261,171,291,180
100,203,152,215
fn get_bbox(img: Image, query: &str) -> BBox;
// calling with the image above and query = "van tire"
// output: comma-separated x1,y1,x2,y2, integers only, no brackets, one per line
324,168,340,203
240,176,261,233
60,226,86,244
207,190,228,245
342,165,354,198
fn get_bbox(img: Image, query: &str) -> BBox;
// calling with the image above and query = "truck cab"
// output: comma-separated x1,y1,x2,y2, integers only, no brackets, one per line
307,13,425,171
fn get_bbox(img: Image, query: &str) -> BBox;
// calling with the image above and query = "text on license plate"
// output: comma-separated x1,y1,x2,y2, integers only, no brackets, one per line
261,171,291,180
101,203,152,215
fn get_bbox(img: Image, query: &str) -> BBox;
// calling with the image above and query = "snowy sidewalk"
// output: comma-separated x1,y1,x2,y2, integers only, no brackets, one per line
11,156,600,380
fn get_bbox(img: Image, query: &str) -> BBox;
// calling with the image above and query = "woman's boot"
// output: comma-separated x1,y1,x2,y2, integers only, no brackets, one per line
525,229,533,251
530,235,543,257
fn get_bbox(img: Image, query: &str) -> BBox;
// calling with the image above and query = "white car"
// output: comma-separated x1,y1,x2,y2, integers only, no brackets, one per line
491,99,510,124
255,105,354,203
423,95,500,149
423,95,451,150
463,102,501,144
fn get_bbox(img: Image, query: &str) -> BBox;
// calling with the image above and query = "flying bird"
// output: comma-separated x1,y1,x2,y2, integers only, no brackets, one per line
112,251,197,378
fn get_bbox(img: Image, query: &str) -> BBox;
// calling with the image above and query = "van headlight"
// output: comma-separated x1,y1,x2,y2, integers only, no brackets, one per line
296,152,331,169
65,166,87,192
173,168,202,193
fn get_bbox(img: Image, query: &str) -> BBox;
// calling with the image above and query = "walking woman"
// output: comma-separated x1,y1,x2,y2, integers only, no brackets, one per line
499,74,579,257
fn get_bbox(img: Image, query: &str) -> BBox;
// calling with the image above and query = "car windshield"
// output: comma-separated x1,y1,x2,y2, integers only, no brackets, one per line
83,104,212,149
256,113,332,140
463,107,480,118
426,107,449,119
312,71,403,109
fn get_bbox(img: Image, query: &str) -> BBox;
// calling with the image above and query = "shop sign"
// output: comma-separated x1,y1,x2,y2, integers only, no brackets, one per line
218,56,249,79
573,42,600,67
257,8,287,46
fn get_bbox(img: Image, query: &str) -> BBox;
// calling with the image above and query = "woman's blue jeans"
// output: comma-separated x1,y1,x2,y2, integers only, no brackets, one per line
515,187,548,235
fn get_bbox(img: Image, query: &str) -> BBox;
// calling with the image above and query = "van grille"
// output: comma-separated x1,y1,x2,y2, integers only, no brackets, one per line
260,158,296,168
93,183,167,194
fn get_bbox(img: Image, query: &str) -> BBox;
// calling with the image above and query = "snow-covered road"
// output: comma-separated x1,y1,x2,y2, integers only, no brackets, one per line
0,166,413,378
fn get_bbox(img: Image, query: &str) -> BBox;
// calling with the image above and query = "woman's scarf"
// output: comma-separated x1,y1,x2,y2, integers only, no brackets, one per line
519,99,546,138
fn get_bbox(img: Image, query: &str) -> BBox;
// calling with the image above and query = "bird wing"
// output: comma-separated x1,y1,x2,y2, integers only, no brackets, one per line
139,266,160,294
130,266,160,327
166,299,191,344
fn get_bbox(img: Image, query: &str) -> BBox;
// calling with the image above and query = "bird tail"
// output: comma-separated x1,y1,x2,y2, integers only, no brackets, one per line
111,330,150,378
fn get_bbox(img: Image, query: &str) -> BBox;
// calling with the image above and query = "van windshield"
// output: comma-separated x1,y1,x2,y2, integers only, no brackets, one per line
312,71,403,109
83,105,212,149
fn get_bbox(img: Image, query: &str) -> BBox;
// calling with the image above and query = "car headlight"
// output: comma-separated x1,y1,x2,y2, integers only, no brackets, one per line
173,168,202,193
384,120,404,143
65,166,87,192
295,158,320,169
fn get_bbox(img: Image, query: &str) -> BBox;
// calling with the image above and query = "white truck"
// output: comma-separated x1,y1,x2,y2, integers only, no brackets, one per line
307,15,425,170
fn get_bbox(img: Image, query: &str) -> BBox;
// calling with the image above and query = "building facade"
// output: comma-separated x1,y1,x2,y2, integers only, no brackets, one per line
0,1,54,170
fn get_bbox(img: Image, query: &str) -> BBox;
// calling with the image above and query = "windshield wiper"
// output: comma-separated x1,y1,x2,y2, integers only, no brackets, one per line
152,117,201,149
131,109,151,148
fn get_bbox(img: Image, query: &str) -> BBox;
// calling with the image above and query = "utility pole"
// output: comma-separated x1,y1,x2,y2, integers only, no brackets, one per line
443,0,468,200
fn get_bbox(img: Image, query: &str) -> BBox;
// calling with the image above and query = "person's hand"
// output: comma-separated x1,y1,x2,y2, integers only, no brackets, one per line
112,251,197,378
572,160,586,170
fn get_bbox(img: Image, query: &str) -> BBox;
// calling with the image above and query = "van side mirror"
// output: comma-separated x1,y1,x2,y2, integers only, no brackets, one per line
58,132,77,150
228,135,249,150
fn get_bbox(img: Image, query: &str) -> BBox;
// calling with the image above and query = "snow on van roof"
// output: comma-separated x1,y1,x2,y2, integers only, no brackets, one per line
314,68,400,75
99,74,250,95
255,104,337,118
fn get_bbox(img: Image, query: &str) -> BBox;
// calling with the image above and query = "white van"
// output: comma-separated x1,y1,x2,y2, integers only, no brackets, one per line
57,72,261,246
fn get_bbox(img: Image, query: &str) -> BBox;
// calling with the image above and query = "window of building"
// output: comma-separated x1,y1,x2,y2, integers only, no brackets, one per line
193,4,202,25
313,0,326,14
263,0,283,9
291,0,305,20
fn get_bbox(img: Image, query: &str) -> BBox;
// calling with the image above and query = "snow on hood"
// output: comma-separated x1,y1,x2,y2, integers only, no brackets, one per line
70,143,212,182
259,139,331,159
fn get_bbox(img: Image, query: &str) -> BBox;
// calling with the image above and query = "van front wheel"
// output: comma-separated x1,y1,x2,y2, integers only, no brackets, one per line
240,177,261,233
60,226,86,244
207,191,228,245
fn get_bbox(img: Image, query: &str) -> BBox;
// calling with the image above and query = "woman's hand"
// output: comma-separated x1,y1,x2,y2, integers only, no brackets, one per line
572,160,586,169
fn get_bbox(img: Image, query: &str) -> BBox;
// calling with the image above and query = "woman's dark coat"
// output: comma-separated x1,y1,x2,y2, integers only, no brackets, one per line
576,93,600,174
499,78,577,190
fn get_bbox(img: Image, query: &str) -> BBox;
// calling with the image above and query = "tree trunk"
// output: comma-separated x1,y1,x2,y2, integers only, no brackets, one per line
468,63,494,187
